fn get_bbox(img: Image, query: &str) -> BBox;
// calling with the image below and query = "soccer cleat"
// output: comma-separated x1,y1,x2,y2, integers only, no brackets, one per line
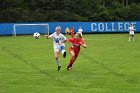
67,64,72,70
63,51,67,58
58,66,61,71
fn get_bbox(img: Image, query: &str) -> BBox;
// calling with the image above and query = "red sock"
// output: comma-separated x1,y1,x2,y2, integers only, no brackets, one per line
70,59,74,65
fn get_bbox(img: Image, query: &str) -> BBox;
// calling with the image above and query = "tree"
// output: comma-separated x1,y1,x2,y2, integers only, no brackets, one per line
0,0,140,22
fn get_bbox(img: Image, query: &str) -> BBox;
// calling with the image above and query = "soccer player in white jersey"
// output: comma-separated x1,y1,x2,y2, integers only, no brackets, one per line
77,26,83,37
45,26,73,71
128,24,135,42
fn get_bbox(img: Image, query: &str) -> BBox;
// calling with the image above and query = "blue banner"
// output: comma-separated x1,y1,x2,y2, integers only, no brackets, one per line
48,21,140,33
0,21,140,35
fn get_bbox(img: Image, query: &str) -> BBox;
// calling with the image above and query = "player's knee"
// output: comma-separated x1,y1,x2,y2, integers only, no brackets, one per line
55,57,59,60
72,54,75,58
55,56,59,60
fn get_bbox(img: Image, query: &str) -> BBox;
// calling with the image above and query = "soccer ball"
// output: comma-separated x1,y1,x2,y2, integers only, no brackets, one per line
33,32,40,39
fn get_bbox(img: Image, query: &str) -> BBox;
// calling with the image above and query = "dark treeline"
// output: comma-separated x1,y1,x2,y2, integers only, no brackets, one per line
0,0,140,22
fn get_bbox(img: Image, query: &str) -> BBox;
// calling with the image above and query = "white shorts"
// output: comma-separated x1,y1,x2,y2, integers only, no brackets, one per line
129,31,134,35
54,45,65,53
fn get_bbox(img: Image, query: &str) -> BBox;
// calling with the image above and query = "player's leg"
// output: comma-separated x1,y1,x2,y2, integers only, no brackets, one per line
66,31,68,35
67,50,77,70
128,34,131,41
54,49,61,71
67,31,69,35
60,45,66,58
132,35,135,41
132,32,135,41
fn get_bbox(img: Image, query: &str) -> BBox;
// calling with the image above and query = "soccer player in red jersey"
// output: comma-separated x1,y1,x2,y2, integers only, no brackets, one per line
67,33,87,70
70,27,75,38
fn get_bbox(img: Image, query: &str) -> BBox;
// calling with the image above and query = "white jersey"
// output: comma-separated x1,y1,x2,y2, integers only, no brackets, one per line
129,27,134,31
129,26,134,35
78,28,83,36
49,32,67,48
78,28,83,34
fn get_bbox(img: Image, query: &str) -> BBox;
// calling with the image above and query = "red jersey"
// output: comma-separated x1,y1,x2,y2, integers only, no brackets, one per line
68,38,85,53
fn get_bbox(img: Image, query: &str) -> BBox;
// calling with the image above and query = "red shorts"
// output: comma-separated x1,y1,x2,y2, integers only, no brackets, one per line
69,47,80,57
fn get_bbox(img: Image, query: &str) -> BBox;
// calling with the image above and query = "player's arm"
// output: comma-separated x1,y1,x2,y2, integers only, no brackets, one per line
45,34,53,39
80,39,87,48
80,43,87,48
60,35,74,48
62,38,74,48
66,39,74,48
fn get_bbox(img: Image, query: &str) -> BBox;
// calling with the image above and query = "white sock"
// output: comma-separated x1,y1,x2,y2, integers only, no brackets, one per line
61,49,65,55
128,37,131,41
56,60,61,66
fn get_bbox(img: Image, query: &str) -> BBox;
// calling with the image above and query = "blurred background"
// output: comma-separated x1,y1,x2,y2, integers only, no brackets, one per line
0,0,140,22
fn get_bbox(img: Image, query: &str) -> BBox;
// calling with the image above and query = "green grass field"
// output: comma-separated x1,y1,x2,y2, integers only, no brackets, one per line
0,34,140,93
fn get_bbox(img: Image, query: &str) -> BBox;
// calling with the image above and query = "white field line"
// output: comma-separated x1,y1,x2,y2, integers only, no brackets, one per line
83,39,119,41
